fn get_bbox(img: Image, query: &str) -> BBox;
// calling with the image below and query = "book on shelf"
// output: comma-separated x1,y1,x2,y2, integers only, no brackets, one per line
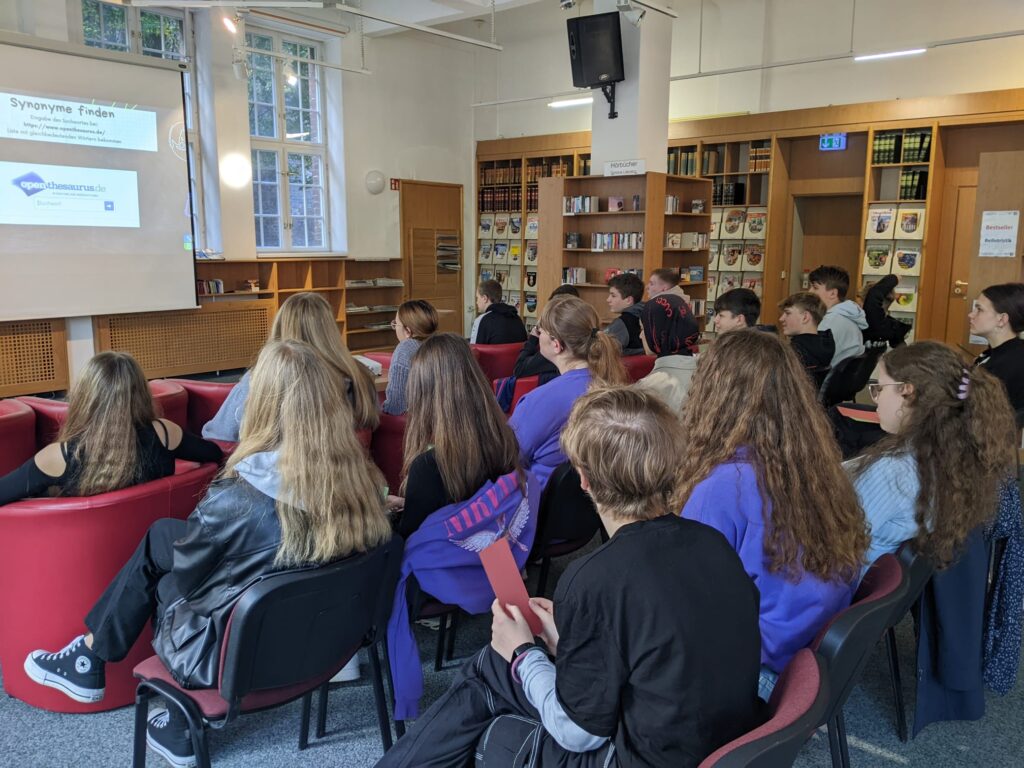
525,269,538,290
691,199,706,214
684,265,705,282
525,241,538,264
608,196,625,212
495,267,510,286
563,195,601,214
679,232,708,250
901,130,932,163
478,241,493,264
345,278,375,287
702,148,720,175
720,243,744,271
565,232,582,249
480,164,521,185
892,247,922,277
479,214,494,239
363,321,393,331
721,208,746,238
494,213,510,238
707,274,719,299
197,278,225,294
691,297,706,316
346,304,370,314
866,205,897,239
493,241,509,264
896,205,925,240
741,243,765,272
748,146,771,172
719,273,742,292
665,232,682,249
509,242,522,264
353,355,383,376
524,292,538,317
667,147,698,176
632,194,642,211
862,243,893,276
480,267,494,282
369,304,400,312
665,195,681,214
506,291,522,311
591,232,643,250
872,132,902,164
893,285,918,313
710,210,723,239
712,181,746,205
742,276,764,297
562,266,587,285
708,241,721,271
525,214,539,239
742,207,767,239
509,214,522,237
898,168,928,200
374,277,405,287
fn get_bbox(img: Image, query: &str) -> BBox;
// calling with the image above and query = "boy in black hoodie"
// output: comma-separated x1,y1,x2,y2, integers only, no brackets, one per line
778,292,834,385
471,279,528,344
604,272,645,356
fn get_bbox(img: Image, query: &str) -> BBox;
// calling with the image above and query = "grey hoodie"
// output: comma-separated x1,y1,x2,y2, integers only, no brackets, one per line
819,300,867,367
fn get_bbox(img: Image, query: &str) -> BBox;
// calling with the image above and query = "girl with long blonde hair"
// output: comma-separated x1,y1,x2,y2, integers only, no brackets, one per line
390,333,521,537
203,291,379,440
0,351,221,505
508,296,627,491
26,340,392,766
677,329,869,700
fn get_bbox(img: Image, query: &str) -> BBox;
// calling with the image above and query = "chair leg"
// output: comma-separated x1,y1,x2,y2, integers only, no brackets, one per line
132,688,155,768
435,613,448,672
537,557,552,597
316,680,330,739
446,611,460,661
836,710,851,768
299,691,312,750
381,637,406,738
369,643,394,752
885,626,908,742
827,716,843,768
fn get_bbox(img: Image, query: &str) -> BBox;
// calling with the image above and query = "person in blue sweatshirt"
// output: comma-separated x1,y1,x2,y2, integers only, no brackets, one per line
508,296,627,492
677,329,869,701
809,265,868,368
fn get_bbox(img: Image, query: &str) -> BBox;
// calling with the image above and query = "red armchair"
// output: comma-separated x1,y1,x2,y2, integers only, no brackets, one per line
622,354,656,382
0,399,36,475
0,461,219,713
370,413,407,493
471,342,525,382
164,379,235,435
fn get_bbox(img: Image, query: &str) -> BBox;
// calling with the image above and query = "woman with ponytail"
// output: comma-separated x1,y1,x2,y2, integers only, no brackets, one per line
969,282,1024,424
509,296,627,491
848,341,1018,567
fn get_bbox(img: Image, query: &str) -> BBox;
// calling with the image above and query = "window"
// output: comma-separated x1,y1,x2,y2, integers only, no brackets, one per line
82,0,129,52
246,29,328,251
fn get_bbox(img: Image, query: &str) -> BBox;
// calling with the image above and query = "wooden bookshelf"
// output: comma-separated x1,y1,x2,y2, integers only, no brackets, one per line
536,172,712,325
344,259,405,354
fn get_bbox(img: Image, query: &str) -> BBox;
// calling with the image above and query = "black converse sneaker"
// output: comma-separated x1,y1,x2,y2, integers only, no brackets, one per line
147,707,197,768
23,635,105,703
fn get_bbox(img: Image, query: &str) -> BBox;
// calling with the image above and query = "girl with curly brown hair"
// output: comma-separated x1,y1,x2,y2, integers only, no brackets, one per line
677,329,869,699
847,341,1018,568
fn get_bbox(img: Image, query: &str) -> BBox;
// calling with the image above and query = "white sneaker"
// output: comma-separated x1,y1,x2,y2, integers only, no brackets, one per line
331,654,360,683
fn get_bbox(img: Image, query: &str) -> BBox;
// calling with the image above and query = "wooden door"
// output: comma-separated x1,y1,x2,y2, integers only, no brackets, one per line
399,181,464,335
938,180,977,349
790,196,863,294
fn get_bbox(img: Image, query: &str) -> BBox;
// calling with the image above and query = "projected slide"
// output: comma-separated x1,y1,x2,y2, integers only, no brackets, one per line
1,92,157,151
0,160,140,227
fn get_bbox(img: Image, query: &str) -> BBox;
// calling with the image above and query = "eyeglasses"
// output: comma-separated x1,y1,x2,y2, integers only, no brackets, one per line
389,320,398,330
867,381,904,400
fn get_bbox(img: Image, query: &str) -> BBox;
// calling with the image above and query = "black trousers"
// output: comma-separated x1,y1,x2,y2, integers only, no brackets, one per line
85,518,186,663
376,646,617,768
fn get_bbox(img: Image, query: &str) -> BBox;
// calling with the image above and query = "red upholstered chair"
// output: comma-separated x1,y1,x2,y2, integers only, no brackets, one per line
164,379,236,435
370,413,407,493
508,376,540,416
17,395,67,446
362,351,393,371
471,342,524,382
0,461,219,713
0,398,36,475
148,380,188,429
699,649,829,768
622,354,656,382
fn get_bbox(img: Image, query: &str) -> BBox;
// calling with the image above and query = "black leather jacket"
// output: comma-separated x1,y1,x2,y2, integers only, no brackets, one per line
154,476,282,688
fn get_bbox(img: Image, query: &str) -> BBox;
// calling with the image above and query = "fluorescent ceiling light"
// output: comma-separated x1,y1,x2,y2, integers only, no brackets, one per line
222,15,237,34
854,48,926,62
548,97,593,108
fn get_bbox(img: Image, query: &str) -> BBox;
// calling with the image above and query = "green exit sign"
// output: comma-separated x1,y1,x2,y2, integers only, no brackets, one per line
820,133,848,151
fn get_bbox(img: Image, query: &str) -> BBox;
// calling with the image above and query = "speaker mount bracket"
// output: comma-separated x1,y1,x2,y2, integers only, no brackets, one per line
599,82,618,119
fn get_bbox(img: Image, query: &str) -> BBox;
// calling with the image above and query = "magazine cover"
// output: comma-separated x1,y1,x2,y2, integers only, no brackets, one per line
892,247,922,276
721,208,746,238
862,242,893,276
742,207,767,240
896,206,925,240
866,205,896,239
478,213,495,240
741,242,765,272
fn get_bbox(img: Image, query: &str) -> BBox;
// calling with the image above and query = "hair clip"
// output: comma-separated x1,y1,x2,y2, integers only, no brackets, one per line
590,328,599,339
957,369,970,401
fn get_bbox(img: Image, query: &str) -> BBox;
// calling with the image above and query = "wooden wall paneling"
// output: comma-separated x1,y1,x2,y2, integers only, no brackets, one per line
765,136,791,308
0,319,69,397
643,173,668,285
94,300,275,379
915,122,947,340
536,176,567,317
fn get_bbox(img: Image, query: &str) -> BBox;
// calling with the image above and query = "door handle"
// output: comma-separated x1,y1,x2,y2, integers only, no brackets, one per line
953,279,968,296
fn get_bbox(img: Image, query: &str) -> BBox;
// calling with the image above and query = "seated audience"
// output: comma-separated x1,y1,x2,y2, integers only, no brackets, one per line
378,387,764,768
678,330,869,700
204,291,379,439
0,352,221,506
862,274,912,348
647,267,690,304
513,285,579,385
808,265,867,367
969,283,1024,423
604,272,646,355
712,287,761,333
383,299,439,416
24,340,392,767
846,341,1017,566
778,291,835,381
388,333,522,539
509,296,627,491
635,292,701,411
470,279,528,345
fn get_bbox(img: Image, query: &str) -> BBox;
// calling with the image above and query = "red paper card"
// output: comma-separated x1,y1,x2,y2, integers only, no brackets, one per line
836,405,881,424
479,538,542,635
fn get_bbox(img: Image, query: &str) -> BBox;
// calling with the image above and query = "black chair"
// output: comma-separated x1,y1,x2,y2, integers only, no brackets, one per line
131,535,403,767
819,345,886,408
810,554,909,768
699,650,829,768
528,462,604,597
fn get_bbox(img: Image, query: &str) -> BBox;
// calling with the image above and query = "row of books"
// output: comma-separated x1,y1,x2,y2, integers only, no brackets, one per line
866,204,925,240
706,273,764,300
479,213,539,239
680,266,705,282
710,241,765,272
872,130,932,165
197,279,226,295
666,195,706,214
478,241,539,265
479,160,575,187
748,146,771,173
478,185,522,213
863,243,922,277
561,267,645,285
712,180,746,206
480,165,521,185
563,194,643,214
565,231,645,250
346,303,399,314
345,277,405,287
897,169,928,200
667,147,698,176
525,161,572,182
702,149,723,175
665,232,709,250
478,267,536,291
714,207,767,240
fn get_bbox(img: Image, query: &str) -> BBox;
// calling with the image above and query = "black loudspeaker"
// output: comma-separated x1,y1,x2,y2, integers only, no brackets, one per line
566,12,625,89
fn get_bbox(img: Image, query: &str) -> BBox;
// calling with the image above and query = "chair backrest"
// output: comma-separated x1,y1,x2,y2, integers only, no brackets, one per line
819,345,885,407
165,378,237,435
529,462,601,558
812,554,908,721
0,398,36,475
370,413,407,492
700,650,829,768
471,342,525,381
890,542,935,626
219,534,403,711
622,354,656,382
